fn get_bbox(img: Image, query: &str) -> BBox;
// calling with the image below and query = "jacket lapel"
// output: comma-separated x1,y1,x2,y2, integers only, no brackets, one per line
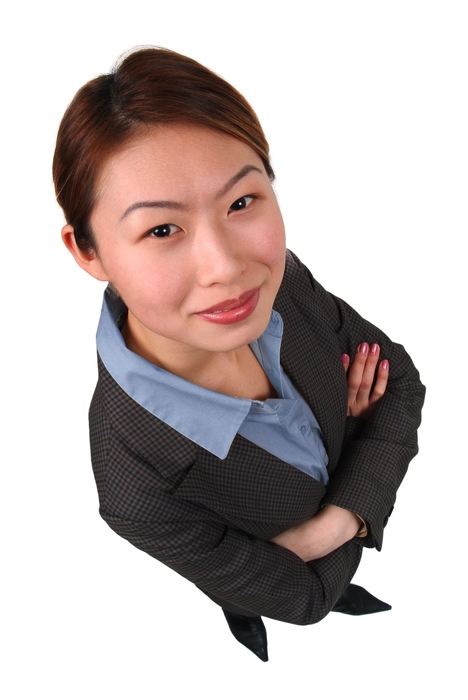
274,279,348,474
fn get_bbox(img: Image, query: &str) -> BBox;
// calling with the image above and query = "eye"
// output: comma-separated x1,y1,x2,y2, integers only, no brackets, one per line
229,195,256,212
146,223,181,238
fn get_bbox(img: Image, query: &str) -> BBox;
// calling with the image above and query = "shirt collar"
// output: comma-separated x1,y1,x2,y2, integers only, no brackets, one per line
96,286,285,459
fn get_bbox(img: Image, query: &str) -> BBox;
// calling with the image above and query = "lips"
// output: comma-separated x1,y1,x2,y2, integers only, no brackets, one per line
198,289,258,314
196,288,260,325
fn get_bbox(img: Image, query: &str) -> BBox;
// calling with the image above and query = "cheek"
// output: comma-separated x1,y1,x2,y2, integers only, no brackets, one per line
130,262,190,316
255,212,286,264
265,217,286,287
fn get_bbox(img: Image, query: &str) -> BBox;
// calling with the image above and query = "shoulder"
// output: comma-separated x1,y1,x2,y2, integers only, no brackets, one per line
275,250,342,332
89,356,198,516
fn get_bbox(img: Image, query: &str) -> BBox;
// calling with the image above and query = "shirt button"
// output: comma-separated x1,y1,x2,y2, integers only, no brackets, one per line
300,425,307,434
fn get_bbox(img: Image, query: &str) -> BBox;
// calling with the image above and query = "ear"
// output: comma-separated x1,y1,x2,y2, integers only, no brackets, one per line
61,224,108,282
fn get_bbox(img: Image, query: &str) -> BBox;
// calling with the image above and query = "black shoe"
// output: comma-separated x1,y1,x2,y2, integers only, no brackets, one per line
223,609,269,662
332,584,392,615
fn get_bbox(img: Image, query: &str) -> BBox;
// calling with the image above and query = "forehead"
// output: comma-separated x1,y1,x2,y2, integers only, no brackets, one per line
96,124,264,204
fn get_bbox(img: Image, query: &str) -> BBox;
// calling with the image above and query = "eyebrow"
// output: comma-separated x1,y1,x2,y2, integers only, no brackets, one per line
215,164,263,199
119,164,264,221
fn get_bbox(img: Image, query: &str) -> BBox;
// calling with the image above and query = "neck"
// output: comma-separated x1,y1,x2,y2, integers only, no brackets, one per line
121,310,244,387
121,310,276,400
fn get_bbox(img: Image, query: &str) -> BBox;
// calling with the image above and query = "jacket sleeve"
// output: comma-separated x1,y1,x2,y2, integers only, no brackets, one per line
90,382,363,625
101,488,362,625
290,251,426,550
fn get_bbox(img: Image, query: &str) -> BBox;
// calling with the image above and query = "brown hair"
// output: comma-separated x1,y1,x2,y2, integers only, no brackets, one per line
53,47,274,253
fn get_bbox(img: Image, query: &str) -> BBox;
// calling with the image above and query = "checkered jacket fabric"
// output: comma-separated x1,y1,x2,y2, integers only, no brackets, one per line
88,251,425,624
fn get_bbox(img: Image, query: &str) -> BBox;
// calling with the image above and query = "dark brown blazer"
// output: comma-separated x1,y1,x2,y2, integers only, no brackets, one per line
89,251,425,624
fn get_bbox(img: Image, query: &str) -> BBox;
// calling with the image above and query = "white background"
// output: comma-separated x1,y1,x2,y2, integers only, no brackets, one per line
2,1,466,698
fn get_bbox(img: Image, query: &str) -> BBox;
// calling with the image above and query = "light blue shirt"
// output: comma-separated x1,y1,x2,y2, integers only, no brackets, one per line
97,286,329,484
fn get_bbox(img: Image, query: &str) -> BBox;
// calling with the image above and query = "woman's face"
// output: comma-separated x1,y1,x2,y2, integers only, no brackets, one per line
65,124,286,363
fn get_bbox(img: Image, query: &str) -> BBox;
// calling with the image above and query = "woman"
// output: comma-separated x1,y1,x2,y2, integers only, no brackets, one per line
53,47,425,661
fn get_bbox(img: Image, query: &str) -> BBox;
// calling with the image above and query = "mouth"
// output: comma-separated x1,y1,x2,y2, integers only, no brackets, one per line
196,288,260,325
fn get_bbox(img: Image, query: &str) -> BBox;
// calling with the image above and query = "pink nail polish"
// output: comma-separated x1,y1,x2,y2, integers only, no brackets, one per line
370,343,378,355
359,343,368,354
341,354,349,364
382,360,389,370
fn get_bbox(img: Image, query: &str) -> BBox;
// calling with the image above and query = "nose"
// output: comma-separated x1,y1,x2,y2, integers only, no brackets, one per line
193,220,247,288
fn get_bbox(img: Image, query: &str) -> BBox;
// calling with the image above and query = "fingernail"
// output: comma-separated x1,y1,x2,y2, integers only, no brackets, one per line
382,360,389,370
370,343,379,355
359,343,368,354
341,353,349,364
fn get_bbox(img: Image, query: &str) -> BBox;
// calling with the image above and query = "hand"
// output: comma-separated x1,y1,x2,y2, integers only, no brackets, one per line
270,505,361,562
341,343,389,419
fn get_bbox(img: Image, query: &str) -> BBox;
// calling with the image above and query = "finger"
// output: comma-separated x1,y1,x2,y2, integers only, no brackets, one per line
368,359,389,407
356,343,381,404
346,343,369,408
341,353,350,373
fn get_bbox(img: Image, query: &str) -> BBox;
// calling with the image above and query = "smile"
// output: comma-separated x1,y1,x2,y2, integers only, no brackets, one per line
196,288,260,325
